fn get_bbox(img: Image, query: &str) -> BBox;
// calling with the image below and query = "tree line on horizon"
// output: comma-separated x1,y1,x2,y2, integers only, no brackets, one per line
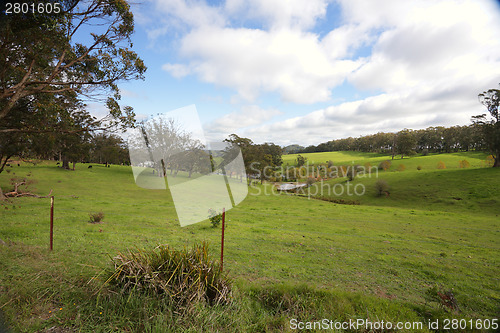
288,124,485,158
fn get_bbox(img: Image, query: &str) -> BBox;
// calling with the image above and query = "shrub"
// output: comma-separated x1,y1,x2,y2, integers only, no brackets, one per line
378,160,392,171
486,155,495,167
375,180,390,197
306,177,316,187
397,164,406,171
104,242,231,305
89,211,104,223
417,165,422,170
437,161,446,169
421,149,429,156
327,160,334,168
459,160,470,168
208,208,222,228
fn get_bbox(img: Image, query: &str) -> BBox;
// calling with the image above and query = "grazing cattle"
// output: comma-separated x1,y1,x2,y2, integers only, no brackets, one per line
88,165,93,169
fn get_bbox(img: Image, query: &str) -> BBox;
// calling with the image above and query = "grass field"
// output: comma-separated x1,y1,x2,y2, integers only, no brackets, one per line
0,151,499,332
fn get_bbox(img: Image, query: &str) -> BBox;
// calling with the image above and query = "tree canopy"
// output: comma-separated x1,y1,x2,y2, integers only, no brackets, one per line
0,0,147,175
476,84,500,167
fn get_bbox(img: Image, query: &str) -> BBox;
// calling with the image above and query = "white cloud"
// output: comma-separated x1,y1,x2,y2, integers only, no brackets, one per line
162,63,192,78
167,26,362,103
204,105,282,140
225,0,329,30
146,0,500,144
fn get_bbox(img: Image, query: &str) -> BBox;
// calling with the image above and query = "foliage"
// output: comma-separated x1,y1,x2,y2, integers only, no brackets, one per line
421,149,429,156
295,154,307,167
476,84,500,167
397,164,406,171
437,161,446,169
396,129,417,158
208,208,223,228
89,212,105,223
306,177,316,186
485,155,495,167
459,160,470,168
346,166,356,180
425,286,460,312
224,134,283,182
0,0,147,175
375,180,390,196
378,160,392,171
104,242,231,305
0,0,146,125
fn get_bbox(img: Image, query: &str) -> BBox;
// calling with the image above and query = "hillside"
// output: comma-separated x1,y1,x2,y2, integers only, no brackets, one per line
0,152,499,332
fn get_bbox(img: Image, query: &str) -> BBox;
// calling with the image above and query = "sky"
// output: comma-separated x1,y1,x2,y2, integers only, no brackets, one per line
108,0,500,147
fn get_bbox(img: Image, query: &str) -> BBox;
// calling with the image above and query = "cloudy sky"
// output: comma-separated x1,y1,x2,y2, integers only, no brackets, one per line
115,0,500,146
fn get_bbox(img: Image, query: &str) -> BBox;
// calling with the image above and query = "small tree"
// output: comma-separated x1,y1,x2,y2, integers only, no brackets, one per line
378,160,392,171
476,84,500,167
208,209,222,228
375,180,390,197
459,160,470,168
296,154,307,167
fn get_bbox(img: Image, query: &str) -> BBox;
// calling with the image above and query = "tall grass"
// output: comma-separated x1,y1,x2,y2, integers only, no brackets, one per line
104,242,231,306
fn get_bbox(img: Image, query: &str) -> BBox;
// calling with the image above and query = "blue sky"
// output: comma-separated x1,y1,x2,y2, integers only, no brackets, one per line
103,0,500,146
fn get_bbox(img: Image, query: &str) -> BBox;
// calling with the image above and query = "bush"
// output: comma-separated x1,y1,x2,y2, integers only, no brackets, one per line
306,177,316,187
208,208,223,228
437,161,446,169
459,160,470,168
378,160,392,171
417,165,422,171
486,155,495,167
346,166,356,181
375,180,390,197
397,164,406,171
89,211,104,223
327,160,334,168
104,242,231,305
421,149,429,156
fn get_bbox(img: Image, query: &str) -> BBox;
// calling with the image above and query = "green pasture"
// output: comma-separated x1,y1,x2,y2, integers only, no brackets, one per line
0,152,499,332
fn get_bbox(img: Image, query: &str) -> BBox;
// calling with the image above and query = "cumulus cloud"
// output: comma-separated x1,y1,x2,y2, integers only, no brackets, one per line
147,0,500,145
204,105,282,141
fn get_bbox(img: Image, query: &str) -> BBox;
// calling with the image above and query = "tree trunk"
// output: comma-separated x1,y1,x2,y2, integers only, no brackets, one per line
62,155,70,169
72,162,76,170
494,152,500,167
0,186,6,201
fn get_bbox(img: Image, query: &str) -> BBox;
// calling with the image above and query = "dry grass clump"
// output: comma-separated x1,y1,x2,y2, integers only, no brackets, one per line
88,211,104,223
104,242,231,306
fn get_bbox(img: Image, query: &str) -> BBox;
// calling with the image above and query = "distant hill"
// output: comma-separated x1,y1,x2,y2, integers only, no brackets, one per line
283,144,305,154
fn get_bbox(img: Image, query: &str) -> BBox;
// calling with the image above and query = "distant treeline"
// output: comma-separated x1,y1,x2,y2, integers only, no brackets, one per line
285,125,486,157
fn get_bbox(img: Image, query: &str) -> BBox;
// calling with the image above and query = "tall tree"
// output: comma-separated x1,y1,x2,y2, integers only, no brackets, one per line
396,129,417,159
476,85,500,167
0,0,146,171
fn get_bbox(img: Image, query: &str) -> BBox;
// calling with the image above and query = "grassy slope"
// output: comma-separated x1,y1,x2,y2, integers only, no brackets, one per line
0,153,499,332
